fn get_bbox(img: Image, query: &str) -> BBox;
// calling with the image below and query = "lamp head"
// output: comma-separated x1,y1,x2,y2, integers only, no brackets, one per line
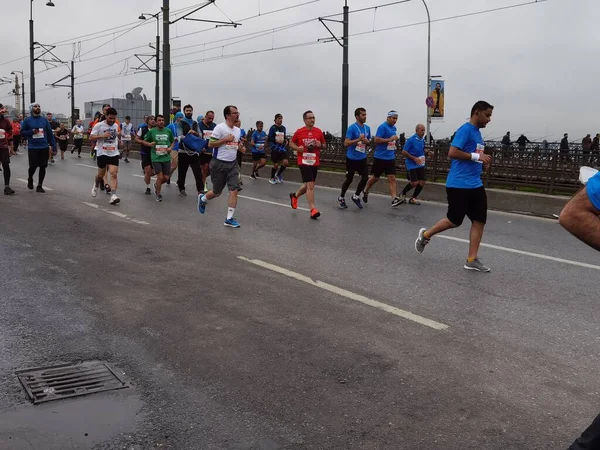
46,1,55,6
139,14,146,20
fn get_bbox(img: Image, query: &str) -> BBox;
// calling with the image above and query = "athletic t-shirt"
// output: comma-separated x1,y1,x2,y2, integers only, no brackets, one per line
251,130,267,153
268,125,287,152
345,122,371,161
137,126,151,155
210,123,241,162
71,125,84,140
198,121,216,140
587,172,600,210
121,122,133,141
56,128,69,141
144,127,174,163
292,126,326,167
91,121,120,157
404,134,426,170
240,129,246,141
446,122,484,189
374,122,398,160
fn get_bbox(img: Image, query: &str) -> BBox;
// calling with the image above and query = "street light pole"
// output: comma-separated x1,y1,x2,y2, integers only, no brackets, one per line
29,0,35,103
155,18,160,118
422,0,431,146
341,0,349,138
11,70,25,116
162,0,171,121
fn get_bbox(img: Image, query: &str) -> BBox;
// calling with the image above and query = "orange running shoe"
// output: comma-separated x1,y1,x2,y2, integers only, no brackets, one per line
289,192,298,209
310,208,320,220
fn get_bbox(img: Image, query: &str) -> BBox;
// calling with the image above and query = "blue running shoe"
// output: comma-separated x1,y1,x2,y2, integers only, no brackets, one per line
198,194,206,214
224,218,240,228
338,197,348,209
351,195,363,209
277,174,284,184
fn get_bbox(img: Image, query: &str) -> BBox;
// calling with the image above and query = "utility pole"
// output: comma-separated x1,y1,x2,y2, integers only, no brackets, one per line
422,0,431,146
341,0,349,138
162,0,170,121
29,1,35,103
14,74,21,115
155,32,160,117
70,60,75,124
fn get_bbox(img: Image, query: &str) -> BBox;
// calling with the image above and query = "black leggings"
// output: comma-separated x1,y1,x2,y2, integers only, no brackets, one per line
74,138,83,154
177,152,203,193
341,158,369,197
237,150,243,168
570,412,600,449
2,161,10,186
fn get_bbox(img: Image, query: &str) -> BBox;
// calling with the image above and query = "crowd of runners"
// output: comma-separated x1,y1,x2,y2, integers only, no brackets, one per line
2,99,599,275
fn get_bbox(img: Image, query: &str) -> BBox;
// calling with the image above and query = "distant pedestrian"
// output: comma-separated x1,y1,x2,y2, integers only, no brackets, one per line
592,133,599,166
399,132,406,150
560,133,570,161
0,104,15,195
582,134,592,164
516,134,530,152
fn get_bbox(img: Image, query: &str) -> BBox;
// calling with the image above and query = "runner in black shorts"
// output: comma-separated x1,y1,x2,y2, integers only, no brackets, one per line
268,114,288,184
401,124,427,205
134,115,156,195
198,111,216,192
415,101,494,272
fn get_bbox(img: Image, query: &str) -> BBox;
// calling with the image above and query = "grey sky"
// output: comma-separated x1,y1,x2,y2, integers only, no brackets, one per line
1,0,596,141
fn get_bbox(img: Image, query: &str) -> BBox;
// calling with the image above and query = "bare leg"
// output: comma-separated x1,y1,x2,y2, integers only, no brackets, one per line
364,175,379,193
468,221,485,260
144,166,152,186
425,217,458,239
156,172,164,195
108,165,118,192
305,181,316,210
96,167,107,186
295,183,308,198
228,190,239,208
387,175,397,199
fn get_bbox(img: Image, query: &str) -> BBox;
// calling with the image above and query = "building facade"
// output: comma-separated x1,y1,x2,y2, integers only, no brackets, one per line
84,98,152,129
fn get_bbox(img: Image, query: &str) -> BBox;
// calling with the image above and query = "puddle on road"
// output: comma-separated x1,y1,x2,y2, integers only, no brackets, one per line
0,390,144,450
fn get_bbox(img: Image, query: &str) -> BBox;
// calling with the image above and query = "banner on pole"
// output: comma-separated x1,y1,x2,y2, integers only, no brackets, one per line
428,80,444,119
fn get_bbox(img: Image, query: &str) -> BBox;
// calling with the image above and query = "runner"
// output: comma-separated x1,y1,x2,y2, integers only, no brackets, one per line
363,111,403,207
120,116,134,163
134,115,157,195
11,117,21,155
176,106,203,196
197,105,244,228
20,103,56,193
167,111,183,182
414,101,494,272
0,104,15,194
89,107,121,205
235,118,246,185
400,123,427,205
55,122,69,160
289,110,326,220
71,119,84,158
198,110,216,192
88,112,101,160
268,113,288,184
250,120,267,179
338,107,371,209
141,114,174,202
46,112,58,164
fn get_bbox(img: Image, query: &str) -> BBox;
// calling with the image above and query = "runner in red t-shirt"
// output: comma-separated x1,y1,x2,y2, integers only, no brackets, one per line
288,110,326,219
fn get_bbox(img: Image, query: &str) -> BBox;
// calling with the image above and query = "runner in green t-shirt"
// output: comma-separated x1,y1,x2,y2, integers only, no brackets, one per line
141,115,174,202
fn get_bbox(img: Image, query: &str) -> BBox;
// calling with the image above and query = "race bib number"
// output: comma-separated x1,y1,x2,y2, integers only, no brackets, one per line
256,143,264,150
275,132,284,144
302,152,317,166
356,141,366,153
74,134,83,140
203,130,213,139
122,135,131,141
102,141,117,152
224,143,238,152
156,145,168,155
0,129,5,140
387,141,396,151
418,156,426,166
475,143,484,164
33,129,45,139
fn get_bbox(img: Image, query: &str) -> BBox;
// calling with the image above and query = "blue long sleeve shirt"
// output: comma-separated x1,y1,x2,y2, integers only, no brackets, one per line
21,116,56,151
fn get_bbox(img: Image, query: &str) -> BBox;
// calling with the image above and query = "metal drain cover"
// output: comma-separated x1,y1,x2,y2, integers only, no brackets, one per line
16,361,128,404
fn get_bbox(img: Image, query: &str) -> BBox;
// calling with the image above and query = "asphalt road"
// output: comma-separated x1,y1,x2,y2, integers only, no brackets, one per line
0,150,598,450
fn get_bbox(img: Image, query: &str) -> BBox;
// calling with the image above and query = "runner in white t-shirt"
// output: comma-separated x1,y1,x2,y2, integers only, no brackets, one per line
71,119,84,158
120,116,134,163
197,105,245,228
89,107,121,205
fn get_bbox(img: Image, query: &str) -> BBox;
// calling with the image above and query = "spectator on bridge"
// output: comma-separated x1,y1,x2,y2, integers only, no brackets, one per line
592,133,600,167
399,132,406,150
560,133,570,161
582,134,592,164
516,134,530,151
501,131,511,147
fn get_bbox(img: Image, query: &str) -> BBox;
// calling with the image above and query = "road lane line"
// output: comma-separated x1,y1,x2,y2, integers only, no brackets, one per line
16,179,54,191
76,163,97,169
238,256,449,331
82,202,150,225
238,195,311,211
437,235,600,271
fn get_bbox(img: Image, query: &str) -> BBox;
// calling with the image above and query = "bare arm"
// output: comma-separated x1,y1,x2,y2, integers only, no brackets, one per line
559,189,600,251
289,140,303,152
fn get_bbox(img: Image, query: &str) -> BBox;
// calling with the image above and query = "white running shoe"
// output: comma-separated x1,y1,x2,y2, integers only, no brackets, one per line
109,194,120,205
91,184,98,197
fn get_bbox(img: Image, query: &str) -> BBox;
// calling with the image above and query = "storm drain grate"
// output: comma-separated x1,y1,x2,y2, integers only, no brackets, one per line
16,361,129,404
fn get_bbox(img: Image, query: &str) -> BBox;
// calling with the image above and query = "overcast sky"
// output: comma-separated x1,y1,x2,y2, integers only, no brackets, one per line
1,0,596,141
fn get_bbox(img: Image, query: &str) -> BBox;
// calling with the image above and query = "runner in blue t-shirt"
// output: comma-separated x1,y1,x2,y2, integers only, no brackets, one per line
400,124,427,205
250,120,267,179
363,111,403,207
415,101,494,272
559,171,600,251
338,107,371,209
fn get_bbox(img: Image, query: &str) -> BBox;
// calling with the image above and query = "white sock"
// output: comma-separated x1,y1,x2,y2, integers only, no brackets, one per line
146,183,150,188
227,207,235,220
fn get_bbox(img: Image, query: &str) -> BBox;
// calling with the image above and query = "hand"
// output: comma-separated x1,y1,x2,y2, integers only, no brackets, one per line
361,137,370,144
33,128,39,134
359,133,365,141
225,134,235,143
315,141,322,149
238,142,246,153
167,148,172,153
101,132,111,139
480,154,492,167
189,130,199,136
389,135,398,142
9,148,15,156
